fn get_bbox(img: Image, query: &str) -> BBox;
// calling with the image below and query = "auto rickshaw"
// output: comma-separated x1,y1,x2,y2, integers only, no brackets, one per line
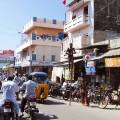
31,72,49,102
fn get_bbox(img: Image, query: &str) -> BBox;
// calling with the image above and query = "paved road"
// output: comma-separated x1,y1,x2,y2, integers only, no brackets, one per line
35,97,120,120
0,92,120,120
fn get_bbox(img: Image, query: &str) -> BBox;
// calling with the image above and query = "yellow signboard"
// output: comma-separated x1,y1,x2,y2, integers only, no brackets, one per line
105,57,120,67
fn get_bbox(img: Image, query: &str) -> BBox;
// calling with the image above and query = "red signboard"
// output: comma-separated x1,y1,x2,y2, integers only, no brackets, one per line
0,50,14,56
0,50,14,62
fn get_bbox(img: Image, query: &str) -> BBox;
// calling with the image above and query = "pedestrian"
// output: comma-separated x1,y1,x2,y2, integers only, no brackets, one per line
80,77,89,106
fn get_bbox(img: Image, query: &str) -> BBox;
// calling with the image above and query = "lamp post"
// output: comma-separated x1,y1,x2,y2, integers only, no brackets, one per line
29,58,32,74
66,43,76,105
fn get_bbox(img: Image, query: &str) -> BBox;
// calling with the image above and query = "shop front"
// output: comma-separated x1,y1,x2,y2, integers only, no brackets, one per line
105,57,120,89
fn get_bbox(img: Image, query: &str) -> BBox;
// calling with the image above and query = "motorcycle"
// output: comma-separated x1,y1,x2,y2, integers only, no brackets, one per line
88,86,102,104
20,96,39,120
3,100,18,120
62,86,71,100
26,96,39,120
99,87,120,109
71,88,81,102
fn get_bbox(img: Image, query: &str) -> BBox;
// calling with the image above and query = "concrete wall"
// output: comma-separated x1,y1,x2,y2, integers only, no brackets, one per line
94,0,120,32
35,45,61,63
27,27,63,36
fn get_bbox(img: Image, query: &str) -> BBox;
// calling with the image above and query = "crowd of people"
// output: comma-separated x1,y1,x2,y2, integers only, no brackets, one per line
0,72,38,118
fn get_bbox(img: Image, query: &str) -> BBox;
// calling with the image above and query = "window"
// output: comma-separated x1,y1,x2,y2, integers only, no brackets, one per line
43,55,45,61
32,54,36,61
53,19,57,24
32,33,36,40
44,18,46,23
84,6,88,16
33,17,37,22
51,55,55,61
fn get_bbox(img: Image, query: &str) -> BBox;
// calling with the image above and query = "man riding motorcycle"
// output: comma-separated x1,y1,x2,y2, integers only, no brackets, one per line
20,75,37,116
0,76,19,118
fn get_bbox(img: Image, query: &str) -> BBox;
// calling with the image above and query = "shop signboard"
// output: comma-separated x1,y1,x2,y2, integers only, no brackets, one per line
105,57,120,67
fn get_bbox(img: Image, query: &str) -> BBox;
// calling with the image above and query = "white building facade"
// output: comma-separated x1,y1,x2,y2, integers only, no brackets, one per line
61,0,94,61
15,17,64,75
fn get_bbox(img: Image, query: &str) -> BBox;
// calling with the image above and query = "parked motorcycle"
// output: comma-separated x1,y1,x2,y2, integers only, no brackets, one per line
88,86,102,104
62,86,71,100
3,100,18,120
49,84,62,98
72,88,81,102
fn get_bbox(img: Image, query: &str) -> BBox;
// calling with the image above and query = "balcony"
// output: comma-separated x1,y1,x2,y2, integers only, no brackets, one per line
15,57,53,67
23,17,64,33
64,15,90,33
16,35,62,53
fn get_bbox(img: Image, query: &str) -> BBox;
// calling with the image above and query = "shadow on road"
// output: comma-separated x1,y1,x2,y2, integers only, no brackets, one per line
20,113,58,120
39,99,65,105
90,105,120,110
37,113,58,120
104,107,120,110
90,105,99,108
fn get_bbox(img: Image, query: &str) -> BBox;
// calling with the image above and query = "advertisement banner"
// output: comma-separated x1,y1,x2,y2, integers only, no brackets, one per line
0,50,14,63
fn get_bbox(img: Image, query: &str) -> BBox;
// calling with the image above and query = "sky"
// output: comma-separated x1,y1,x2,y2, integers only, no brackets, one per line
0,0,66,50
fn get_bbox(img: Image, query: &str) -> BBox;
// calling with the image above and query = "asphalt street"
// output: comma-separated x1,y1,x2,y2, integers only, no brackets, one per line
0,93,120,120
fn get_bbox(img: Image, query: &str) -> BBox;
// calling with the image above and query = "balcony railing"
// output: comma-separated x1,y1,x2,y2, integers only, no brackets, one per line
64,15,89,32
15,57,54,67
17,34,61,47
23,17,64,33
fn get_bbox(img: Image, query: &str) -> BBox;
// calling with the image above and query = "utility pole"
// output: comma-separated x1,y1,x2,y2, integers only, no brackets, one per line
29,59,32,74
66,43,76,105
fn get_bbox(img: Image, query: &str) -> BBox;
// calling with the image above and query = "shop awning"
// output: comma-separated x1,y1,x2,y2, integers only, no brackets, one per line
78,44,108,50
53,59,83,67
90,48,120,61
102,48,120,58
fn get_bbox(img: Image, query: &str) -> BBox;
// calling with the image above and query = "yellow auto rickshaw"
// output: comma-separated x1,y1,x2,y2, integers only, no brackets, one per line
31,72,49,102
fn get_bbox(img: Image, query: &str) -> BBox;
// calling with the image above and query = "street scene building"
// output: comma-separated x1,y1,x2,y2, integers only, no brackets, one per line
0,1,120,120
15,17,64,77
52,0,120,86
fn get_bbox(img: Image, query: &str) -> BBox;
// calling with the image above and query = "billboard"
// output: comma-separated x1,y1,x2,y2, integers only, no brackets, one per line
105,57,120,67
0,50,14,62
0,50,14,55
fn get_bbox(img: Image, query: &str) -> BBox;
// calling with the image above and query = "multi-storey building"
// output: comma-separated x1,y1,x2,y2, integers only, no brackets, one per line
60,0,120,81
62,0,120,61
15,17,64,75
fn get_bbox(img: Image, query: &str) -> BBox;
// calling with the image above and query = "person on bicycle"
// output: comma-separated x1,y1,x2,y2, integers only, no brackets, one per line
20,75,37,116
